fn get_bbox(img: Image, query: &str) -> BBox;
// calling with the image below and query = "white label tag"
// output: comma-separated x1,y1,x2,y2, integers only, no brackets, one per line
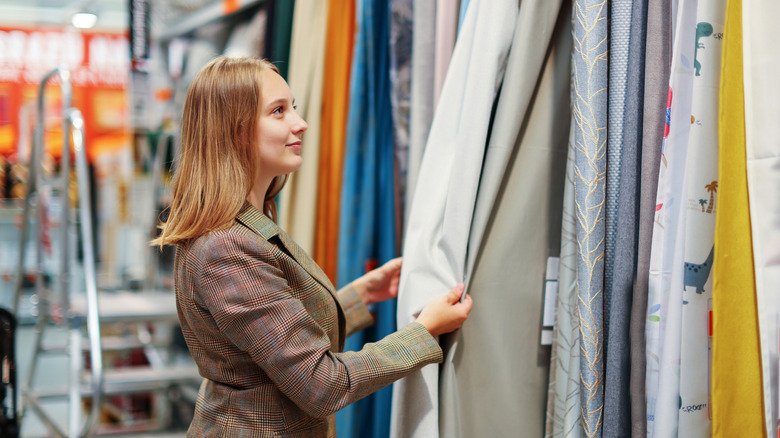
545,256,560,281
542,281,558,327
541,257,560,346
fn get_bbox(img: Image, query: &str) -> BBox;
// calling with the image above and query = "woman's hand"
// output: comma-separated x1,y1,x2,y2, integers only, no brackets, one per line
352,257,403,305
416,283,473,336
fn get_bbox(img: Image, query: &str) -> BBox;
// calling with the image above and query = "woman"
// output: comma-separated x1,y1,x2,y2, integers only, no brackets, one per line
153,56,472,437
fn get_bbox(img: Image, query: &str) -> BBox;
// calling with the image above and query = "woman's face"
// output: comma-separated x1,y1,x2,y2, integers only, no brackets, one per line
256,69,308,178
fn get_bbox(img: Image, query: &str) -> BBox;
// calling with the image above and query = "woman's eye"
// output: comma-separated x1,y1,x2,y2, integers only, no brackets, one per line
273,106,284,115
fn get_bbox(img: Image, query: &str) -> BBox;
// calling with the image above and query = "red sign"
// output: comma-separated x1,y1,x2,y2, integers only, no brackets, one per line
0,26,130,160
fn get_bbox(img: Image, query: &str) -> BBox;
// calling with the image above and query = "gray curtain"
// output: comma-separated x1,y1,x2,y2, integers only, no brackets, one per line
628,0,672,436
438,2,570,437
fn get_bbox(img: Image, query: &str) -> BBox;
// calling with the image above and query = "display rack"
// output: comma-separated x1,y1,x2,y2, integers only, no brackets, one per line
157,0,264,41
13,68,200,438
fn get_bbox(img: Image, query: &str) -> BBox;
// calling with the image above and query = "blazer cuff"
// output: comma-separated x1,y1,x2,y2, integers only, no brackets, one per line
338,283,374,336
393,322,444,364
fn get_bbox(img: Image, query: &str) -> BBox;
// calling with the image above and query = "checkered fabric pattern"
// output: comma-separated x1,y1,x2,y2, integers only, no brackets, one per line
176,203,442,437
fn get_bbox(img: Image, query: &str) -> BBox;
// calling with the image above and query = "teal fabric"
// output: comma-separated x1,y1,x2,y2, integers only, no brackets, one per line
572,0,608,436
269,0,295,79
336,1,397,437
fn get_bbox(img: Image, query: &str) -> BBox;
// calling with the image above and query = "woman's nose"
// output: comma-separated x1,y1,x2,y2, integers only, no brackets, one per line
293,112,308,134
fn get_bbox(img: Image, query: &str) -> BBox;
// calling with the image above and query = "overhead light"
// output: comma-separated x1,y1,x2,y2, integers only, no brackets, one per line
72,12,98,29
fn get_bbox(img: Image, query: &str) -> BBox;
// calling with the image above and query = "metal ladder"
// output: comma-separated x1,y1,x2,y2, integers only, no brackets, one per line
13,68,200,438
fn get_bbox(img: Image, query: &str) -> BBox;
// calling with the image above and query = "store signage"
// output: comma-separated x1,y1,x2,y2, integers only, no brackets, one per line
0,28,128,87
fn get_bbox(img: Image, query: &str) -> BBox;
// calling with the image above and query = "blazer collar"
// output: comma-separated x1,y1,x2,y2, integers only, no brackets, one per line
235,203,337,295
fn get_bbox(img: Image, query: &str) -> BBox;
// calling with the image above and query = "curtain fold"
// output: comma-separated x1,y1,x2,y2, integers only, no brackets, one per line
602,0,640,435
390,1,518,436
545,119,582,438
405,0,436,227
571,1,609,435
433,0,458,106
388,0,413,251
437,2,569,437
278,0,327,254
644,1,698,436
314,0,356,283
629,0,672,435
676,4,726,436
711,1,766,435
336,1,398,437
743,1,780,435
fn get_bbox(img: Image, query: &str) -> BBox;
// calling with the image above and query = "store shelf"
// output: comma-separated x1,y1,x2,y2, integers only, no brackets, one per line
157,0,264,41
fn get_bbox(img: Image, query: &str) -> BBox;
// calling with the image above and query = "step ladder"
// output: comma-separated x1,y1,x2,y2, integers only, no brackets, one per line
12,68,201,438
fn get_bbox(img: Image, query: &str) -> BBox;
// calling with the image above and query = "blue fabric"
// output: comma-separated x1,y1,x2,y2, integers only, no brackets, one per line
458,0,471,34
336,1,397,437
572,0,608,437
603,0,648,436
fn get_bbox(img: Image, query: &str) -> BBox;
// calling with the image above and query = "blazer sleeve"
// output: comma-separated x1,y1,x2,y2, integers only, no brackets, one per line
336,283,374,337
197,234,443,418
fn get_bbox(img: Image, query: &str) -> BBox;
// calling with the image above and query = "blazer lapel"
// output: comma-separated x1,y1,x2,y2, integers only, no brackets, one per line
236,204,338,297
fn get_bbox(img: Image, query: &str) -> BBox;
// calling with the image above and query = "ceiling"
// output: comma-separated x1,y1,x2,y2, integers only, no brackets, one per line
0,0,128,30
0,0,215,32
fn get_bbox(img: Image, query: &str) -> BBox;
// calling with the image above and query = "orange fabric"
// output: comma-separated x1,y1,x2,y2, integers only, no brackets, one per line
712,1,766,436
314,0,355,283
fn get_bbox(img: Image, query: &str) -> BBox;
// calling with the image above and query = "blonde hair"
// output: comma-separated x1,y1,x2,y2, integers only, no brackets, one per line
152,57,285,247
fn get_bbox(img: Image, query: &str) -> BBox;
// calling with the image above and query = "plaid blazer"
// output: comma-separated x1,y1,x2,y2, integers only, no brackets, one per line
175,204,442,437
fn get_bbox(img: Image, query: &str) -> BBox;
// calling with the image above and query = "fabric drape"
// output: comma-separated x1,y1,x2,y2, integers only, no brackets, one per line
388,0,412,249
278,0,327,254
645,1,697,435
676,4,726,437
711,1,767,436
335,2,398,438
405,0,436,227
433,0,458,106
457,0,471,34
602,0,648,436
390,1,518,436
571,1,609,436
269,0,295,79
545,119,582,438
314,0,356,283
437,1,569,437
604,0,632,316
602,0,642,435
743,2,780,435
629,0,672,435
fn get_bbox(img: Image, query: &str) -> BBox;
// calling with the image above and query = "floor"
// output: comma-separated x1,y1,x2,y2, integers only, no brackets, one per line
14,322,194,438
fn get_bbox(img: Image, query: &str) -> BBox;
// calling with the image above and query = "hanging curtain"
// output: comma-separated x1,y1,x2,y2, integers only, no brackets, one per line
644,1,697,435
676,4,726,437
571,0,609,435
602,0,637,435
743,1,780,436
711,1,767,435
629,0,672,435
602,0,647,436
335,1,397,437
545,119,582,438
457,0,470,33
439,2,570,437
390,0,518,436
432,0,458,106
388,0,413,250
269,0,295,79
278,0,327,254
404,0,435,227
314,0,356,283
